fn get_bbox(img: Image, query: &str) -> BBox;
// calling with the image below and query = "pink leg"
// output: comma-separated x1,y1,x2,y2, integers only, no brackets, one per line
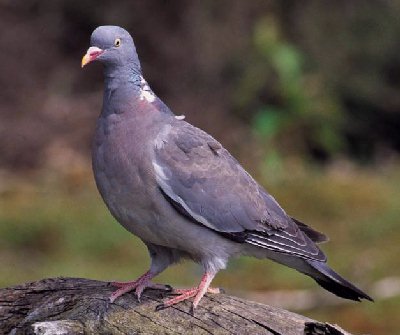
110,271,171,303
172,286,222,295
156,272,218,312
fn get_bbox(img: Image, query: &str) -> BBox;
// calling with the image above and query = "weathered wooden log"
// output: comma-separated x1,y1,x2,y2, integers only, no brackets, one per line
0,277,353,335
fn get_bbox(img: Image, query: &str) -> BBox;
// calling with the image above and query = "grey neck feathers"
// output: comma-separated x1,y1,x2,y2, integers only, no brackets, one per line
101,62,161,117
104,63,142,91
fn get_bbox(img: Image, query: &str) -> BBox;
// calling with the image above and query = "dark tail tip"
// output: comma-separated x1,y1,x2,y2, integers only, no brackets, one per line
314,277,373,302
308,260,373,302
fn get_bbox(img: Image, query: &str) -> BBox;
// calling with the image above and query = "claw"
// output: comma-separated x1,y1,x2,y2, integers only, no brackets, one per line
155,303,166,312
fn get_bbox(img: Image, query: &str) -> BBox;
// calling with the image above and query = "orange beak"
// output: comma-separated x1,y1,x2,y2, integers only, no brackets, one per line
81,46,104,68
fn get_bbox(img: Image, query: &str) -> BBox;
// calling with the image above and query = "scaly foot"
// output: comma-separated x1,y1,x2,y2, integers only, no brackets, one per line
110,271,171,302
155,272,219,312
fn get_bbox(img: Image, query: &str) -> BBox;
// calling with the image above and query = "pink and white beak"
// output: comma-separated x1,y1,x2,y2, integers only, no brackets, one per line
81,46,104,68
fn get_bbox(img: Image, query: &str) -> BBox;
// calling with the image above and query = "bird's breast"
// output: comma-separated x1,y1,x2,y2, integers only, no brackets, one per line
92,114,158,234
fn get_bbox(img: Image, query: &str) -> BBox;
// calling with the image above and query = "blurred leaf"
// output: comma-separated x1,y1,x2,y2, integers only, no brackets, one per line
315,124,344,154
253,106,285,138
272,44,302,84
254,16,280,51
264,149,282,171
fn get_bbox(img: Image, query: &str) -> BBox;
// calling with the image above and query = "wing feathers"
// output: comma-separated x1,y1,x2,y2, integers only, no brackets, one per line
246,231,326,261
154,120,327,262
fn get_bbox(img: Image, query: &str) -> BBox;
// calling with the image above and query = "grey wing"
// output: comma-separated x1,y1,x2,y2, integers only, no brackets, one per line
153,121,326,261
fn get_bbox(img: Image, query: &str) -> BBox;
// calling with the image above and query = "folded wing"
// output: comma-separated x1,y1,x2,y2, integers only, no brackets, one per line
153,121,326,262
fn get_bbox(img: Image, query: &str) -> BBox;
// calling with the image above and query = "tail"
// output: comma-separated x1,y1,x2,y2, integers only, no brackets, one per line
291,217,329,244
307,260,373,302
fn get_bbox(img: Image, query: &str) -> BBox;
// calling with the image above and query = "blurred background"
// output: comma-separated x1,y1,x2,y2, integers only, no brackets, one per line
1,0,399,333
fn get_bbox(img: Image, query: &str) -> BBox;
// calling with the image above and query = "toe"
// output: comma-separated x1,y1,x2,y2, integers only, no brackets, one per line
109,283,137,303
189,304,196,316
111,281,130,288
135,286,145,302
109,290,122,303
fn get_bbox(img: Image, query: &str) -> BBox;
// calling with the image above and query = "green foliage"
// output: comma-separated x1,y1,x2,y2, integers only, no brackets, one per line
248,17,345,163
253,106,284,139
232,3,400,165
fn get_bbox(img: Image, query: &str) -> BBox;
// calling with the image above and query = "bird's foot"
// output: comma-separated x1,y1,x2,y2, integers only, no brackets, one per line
156,286,222,313
109,271,171,303
171,286,223,295
156,272,220,312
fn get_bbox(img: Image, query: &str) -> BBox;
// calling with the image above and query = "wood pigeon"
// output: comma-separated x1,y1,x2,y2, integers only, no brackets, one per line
81,26,372,311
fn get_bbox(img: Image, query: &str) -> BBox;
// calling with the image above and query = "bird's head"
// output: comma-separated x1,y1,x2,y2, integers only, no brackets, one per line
81,26,139,70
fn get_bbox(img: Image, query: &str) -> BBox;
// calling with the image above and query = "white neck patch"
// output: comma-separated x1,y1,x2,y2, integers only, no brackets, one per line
139,76,156,103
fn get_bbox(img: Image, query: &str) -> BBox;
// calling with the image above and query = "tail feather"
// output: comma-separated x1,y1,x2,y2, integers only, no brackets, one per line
291,217,329,244
307,260,373,302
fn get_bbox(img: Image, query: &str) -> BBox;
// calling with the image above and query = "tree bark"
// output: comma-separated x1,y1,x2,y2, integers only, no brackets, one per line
0,277,353,335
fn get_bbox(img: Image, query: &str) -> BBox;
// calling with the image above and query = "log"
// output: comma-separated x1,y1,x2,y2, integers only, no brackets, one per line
0,277,353,335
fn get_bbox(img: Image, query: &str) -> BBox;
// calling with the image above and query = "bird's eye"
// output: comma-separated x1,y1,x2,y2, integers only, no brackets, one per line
114,38,121,47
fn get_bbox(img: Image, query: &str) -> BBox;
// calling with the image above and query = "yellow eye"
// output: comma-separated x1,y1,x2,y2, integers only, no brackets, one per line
114,38,121,47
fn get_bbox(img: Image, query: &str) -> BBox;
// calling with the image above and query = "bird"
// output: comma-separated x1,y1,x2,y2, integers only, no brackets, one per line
81,25,372,311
